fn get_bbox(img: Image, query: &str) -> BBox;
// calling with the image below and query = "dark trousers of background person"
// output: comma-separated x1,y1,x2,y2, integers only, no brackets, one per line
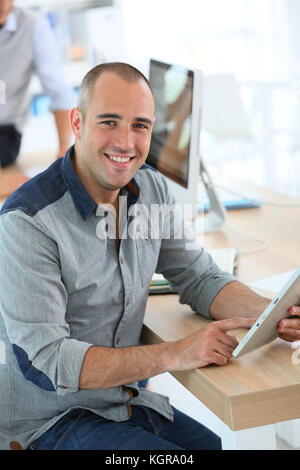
0,125,22,168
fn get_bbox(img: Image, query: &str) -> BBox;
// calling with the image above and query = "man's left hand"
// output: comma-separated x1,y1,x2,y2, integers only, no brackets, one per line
277,306,300,342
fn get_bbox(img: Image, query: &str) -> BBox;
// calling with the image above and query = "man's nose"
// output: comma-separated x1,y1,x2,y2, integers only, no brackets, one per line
116,126,134,150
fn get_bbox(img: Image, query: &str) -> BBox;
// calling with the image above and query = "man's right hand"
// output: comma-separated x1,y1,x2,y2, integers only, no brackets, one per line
171,317,256,369
79,317,256,390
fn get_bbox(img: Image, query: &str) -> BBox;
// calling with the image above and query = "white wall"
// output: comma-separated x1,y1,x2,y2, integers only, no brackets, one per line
120,0,298,138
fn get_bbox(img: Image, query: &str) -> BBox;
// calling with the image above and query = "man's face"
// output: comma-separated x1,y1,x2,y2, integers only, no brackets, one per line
0,0,14,26
71,72,155,201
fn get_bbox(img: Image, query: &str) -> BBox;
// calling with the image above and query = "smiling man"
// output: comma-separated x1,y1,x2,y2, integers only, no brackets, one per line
0,62,299,451
71,67,155,207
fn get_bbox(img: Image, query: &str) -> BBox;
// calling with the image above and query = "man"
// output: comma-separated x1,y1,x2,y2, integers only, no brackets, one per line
0,62,299,451
0,0,74,168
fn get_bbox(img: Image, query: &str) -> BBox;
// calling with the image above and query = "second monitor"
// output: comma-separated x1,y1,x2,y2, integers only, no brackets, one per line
146,58,226,232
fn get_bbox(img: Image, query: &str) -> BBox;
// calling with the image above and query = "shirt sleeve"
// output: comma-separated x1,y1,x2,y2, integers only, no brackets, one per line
32,15,76,112
154,176,237,319
0,210,92,395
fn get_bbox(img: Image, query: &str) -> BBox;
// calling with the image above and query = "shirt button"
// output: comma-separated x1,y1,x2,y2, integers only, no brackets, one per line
116,337,121,345
126,299,130,307
120,257,124,264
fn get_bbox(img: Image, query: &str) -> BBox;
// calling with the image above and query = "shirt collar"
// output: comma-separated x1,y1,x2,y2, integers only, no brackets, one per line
2,9,17,33
61,146,140,220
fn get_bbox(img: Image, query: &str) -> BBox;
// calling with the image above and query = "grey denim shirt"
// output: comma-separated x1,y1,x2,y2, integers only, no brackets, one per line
0,147,236,449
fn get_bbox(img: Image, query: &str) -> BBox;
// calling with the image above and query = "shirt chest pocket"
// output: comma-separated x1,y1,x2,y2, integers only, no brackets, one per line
135,238,161,288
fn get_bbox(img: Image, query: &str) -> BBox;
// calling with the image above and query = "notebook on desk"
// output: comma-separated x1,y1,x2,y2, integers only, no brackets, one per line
149,247,238,294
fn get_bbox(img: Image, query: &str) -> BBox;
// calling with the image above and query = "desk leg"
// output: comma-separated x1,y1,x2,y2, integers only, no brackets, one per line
275,420,300,448
219,421,277,450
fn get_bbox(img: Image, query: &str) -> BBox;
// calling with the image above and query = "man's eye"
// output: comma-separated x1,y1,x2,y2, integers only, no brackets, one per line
134,123,148,130
101,120,116,126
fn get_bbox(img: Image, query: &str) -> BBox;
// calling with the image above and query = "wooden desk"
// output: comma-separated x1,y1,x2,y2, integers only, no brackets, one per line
143,173,300,450
13,150,56,174
0,151,55,203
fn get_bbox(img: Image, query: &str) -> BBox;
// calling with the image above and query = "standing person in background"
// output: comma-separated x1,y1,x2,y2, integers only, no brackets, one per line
0,0,75,168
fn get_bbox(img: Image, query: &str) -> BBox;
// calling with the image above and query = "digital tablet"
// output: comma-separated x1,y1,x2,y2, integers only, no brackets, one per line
232,267,300,358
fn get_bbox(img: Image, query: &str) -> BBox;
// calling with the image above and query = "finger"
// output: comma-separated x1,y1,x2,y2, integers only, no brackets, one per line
197,350,228,368
289,305,300,316
278,329,300,341
218,317,257,333
278,333,299,343
210,352,229,367
278,318,300,331
219,332,239,349
214,343,235,359
288,306,300,316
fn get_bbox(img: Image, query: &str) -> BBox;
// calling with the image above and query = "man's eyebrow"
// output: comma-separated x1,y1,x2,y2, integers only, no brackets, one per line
96,114,153,125
96,113,122,120
135,117,153,126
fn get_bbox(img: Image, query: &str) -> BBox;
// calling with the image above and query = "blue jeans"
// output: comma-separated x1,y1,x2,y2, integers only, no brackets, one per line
28,406,222,450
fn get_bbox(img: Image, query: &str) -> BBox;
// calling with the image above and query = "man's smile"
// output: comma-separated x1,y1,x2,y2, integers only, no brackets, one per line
103,152,136,169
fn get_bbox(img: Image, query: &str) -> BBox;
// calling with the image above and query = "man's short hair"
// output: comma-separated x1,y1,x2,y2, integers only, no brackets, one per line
77,62,153,120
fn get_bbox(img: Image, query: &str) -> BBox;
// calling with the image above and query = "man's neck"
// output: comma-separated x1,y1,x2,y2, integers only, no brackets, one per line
86,179,121,209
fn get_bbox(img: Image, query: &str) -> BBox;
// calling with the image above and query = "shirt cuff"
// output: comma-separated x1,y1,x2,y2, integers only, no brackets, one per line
49,87,76,112
56,338,93,395
199,275,237,319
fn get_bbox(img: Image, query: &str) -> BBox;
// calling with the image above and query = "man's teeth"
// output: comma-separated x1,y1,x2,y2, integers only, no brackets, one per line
107,154,131,163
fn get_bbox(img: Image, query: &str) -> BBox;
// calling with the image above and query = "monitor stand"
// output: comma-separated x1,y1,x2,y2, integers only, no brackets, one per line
199,158,227,232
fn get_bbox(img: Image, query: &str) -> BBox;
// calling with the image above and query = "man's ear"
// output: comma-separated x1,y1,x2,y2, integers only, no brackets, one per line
70,107,83,140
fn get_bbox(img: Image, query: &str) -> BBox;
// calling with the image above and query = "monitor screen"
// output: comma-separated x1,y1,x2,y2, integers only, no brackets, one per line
147,59,194,188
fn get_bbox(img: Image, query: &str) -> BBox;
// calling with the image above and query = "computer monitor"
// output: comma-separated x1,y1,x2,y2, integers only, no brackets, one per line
147,58,226,232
